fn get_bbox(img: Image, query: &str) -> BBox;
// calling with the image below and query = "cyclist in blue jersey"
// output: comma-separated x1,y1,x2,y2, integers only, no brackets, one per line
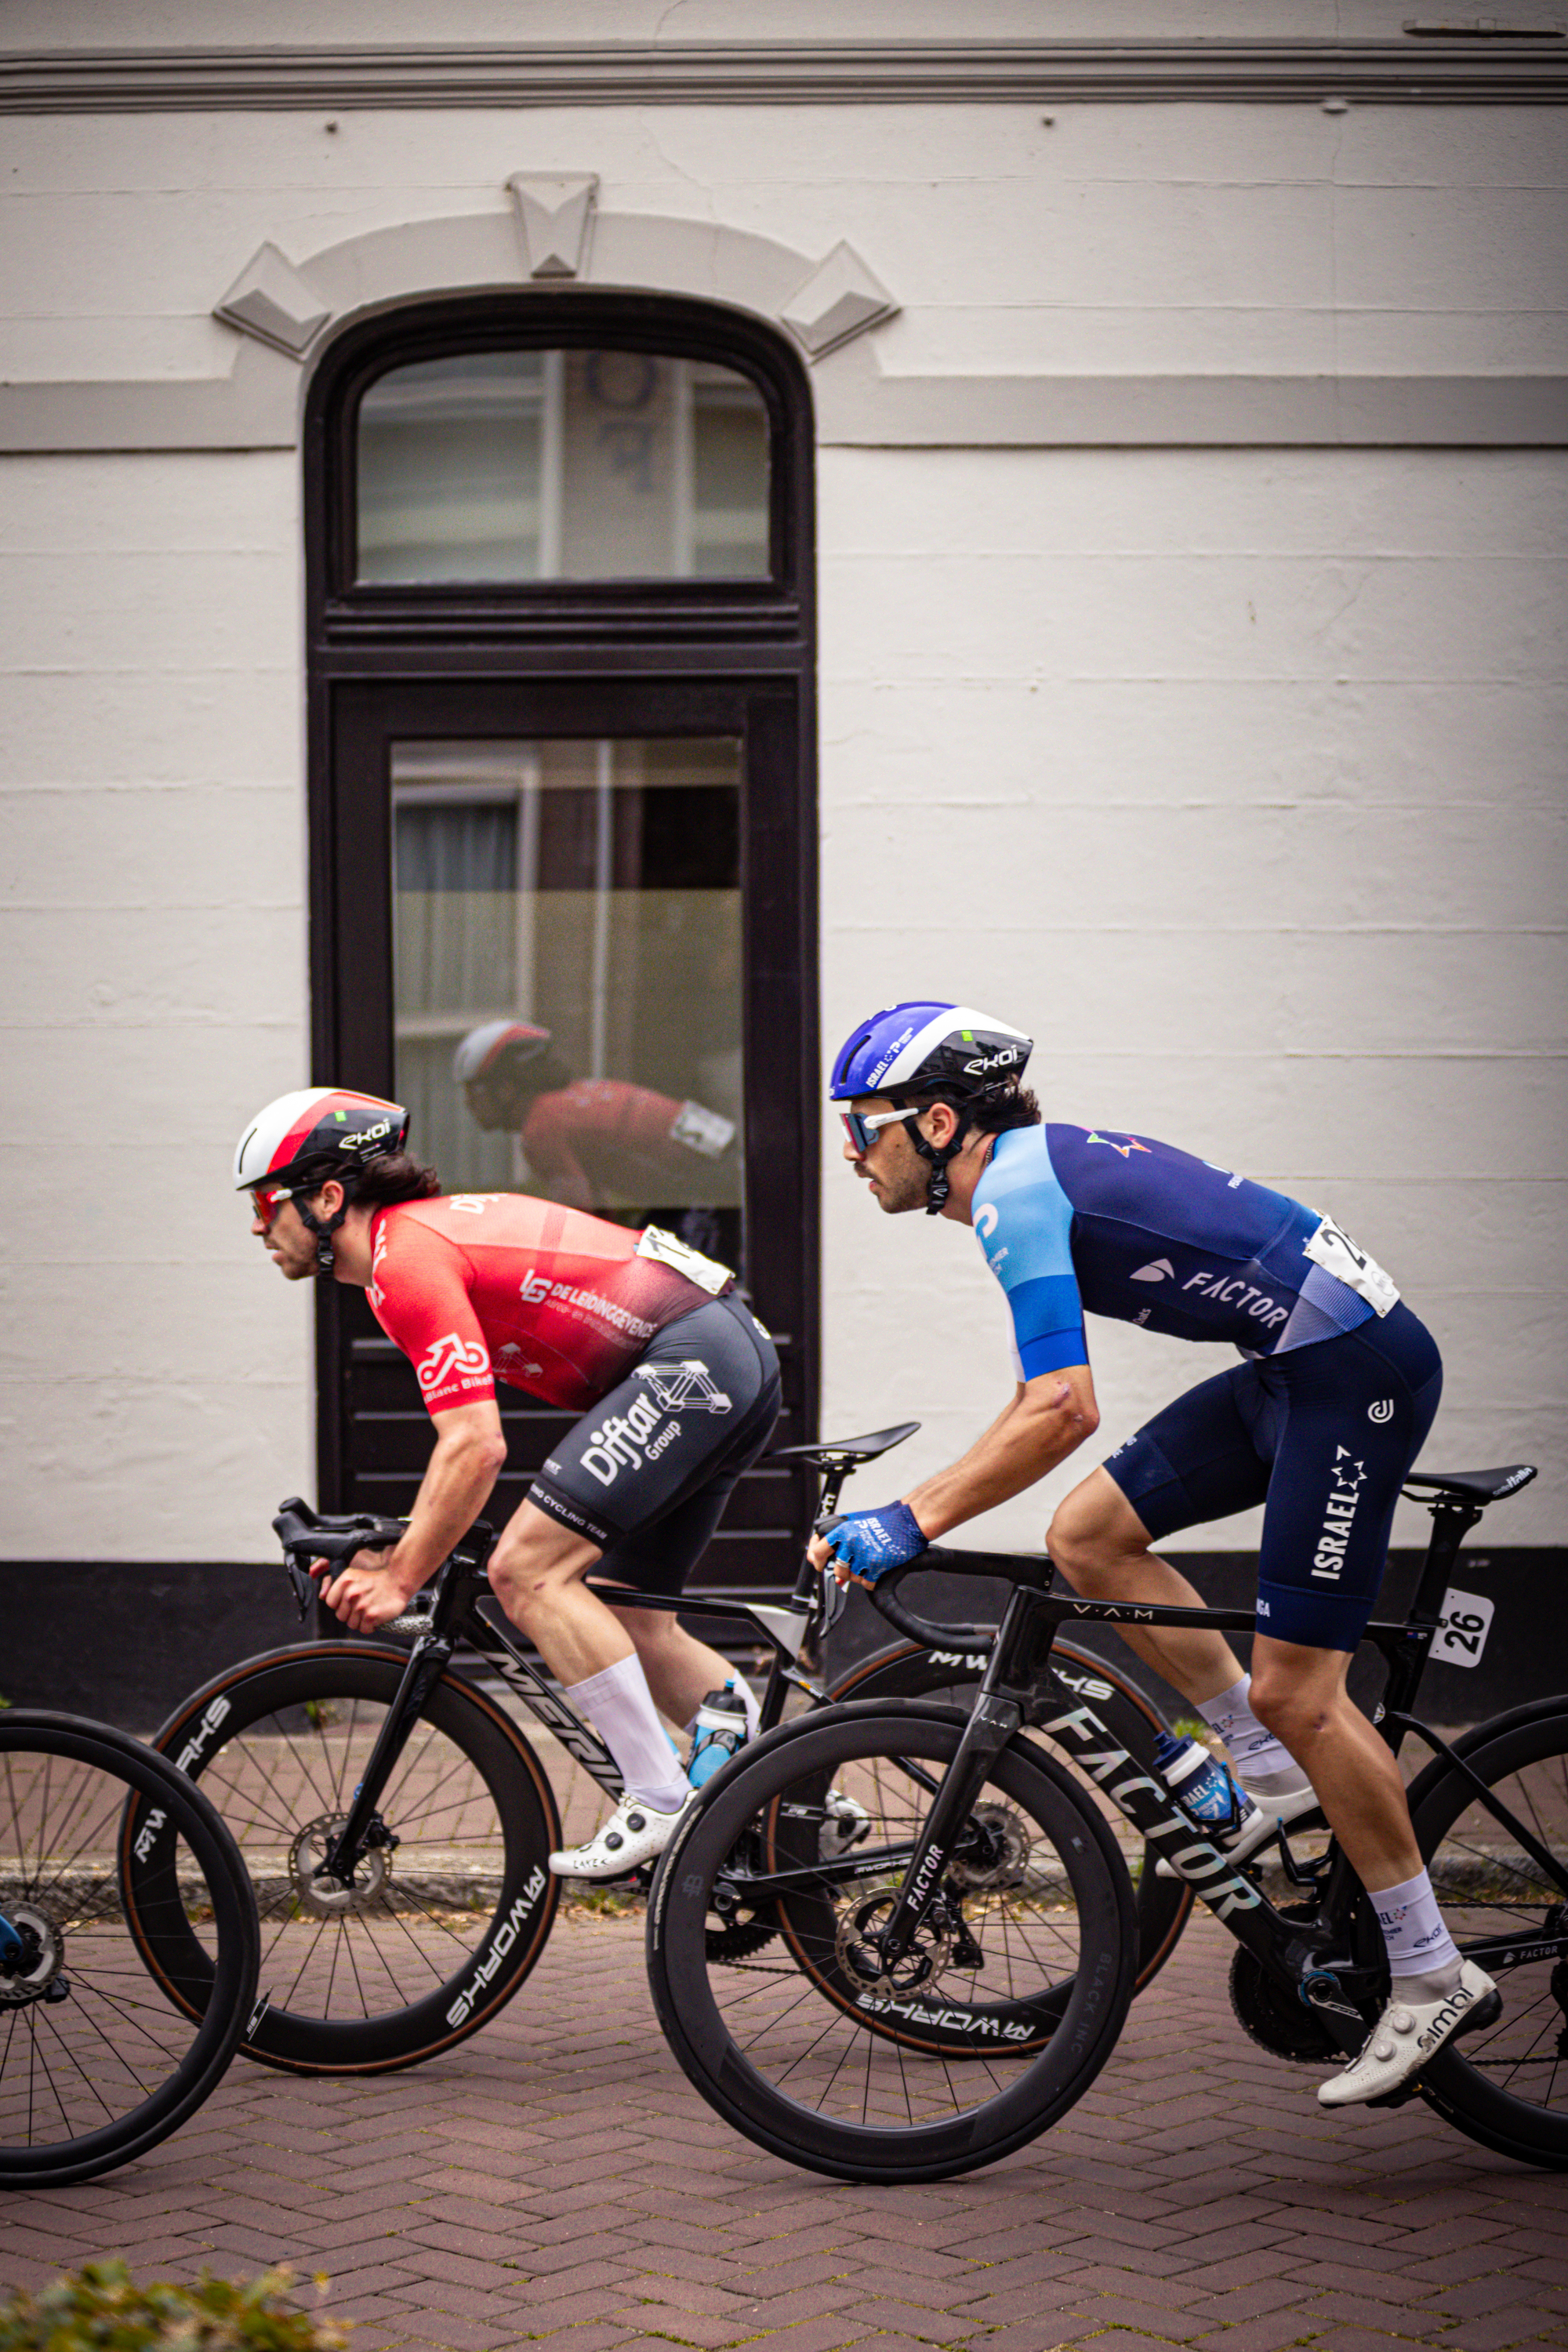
810,1001,1498,2108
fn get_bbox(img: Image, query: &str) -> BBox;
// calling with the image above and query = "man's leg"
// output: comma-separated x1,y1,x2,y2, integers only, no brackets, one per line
615,1606,758,1737
1247,1634,1419,1890
488,1500,691,1823
1047,1468,1252,1705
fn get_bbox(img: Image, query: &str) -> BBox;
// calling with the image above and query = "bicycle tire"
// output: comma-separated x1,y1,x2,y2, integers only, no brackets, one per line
0,1710,259,2189
647,1700,1135,2183
1407,1698,1568,2169
829,1635,1192,1998
136,1644,560,2074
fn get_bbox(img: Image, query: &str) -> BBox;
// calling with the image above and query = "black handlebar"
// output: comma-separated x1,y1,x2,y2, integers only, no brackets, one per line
273,1496,408,1564
866,1569,996,1656
856,1542,1054,1654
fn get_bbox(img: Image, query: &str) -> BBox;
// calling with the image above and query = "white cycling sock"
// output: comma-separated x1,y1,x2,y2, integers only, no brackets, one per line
1371,1867,1462,1991
1198,1674,1304,1784
566,1657,691,1813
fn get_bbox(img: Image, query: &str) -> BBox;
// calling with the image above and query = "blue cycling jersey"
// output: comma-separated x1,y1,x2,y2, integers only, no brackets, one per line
971,1126,1388,1380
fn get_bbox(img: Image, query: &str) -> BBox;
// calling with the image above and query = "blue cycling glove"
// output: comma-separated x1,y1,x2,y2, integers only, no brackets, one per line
816,1501,928,1584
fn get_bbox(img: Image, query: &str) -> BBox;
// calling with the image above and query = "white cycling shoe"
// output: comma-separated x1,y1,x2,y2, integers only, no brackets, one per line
548,1785,697,1881
1318,1962,1501,2108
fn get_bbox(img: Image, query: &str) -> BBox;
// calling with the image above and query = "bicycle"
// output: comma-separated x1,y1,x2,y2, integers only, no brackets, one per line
140,1422,1192,2075
646,1458,1568,2183
1,1710,260,2189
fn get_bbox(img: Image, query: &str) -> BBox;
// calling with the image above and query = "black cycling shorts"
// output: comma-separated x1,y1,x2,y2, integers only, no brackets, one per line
526,1293,782,1595
1101,1301,1443,1651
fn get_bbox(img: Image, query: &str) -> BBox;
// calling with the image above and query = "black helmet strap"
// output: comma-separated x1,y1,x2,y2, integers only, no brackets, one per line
895,1094,974,1215
292,1167,358,1276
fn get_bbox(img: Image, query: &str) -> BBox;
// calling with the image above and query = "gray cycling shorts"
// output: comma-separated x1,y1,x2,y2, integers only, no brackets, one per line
526,1293,782,1594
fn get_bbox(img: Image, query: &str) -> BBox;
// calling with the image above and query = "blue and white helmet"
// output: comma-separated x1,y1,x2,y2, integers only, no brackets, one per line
829,1004,1033,1105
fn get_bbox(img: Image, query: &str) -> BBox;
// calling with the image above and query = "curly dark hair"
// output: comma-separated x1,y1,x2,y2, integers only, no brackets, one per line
904,1079,1041,1138
300,1151,443,1211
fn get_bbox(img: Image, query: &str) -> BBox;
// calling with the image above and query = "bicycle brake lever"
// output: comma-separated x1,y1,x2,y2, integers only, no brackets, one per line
816,1566,848,1637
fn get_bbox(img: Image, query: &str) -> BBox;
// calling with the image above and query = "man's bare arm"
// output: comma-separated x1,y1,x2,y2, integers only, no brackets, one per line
317,1398,508,1632
901,1365,1098,1539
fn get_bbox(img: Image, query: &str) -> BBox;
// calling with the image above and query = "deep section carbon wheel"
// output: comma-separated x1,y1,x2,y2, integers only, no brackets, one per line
0,1711,258,2187
139,1645,560,2074
1409,1700,1568,2169
647,1700,1135,2183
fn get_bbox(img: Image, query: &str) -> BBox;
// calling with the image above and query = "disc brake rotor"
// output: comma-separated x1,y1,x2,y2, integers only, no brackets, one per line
949,1802,1032,1893
289,1815,393,1918
834,1883,953,1994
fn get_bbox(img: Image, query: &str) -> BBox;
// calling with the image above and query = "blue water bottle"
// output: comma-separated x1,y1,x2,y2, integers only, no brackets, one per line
687,1681,749,1788
1153,1730,1253,1837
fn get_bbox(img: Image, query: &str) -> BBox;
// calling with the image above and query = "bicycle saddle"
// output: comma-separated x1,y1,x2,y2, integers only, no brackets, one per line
769,1421,920,1472
1402,1464,1537,1504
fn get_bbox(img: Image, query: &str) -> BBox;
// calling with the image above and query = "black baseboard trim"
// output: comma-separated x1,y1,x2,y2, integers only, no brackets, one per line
3,1546,1563,1734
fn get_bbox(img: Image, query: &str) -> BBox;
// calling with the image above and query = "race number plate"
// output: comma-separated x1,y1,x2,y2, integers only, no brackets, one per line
637,1224,735,1296
1304,1217,1400,1318
1434,1586,1494,1669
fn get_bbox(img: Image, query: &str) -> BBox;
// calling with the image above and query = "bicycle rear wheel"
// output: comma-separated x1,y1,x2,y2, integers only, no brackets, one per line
1409,1700,1568,2169
829,1637,1192,1999
647,1701,1135,2183
138,1645,560,2074
0,1711,258,2188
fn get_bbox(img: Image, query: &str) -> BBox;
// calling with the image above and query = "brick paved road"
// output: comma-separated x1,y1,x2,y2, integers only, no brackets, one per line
2,1910,1564,2351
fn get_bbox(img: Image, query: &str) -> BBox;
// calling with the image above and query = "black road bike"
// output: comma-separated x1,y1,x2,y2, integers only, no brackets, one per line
2,1711,259,2188
140,1425,1192,2075
647,1461,1568,2183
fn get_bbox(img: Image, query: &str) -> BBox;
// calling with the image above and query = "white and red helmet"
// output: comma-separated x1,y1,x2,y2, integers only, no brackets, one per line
234,1087,409,1196
452,1020,553,1086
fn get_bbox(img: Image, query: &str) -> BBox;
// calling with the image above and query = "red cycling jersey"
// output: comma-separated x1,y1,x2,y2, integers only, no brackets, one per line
521,1080,727,1206
366,1193,710,1417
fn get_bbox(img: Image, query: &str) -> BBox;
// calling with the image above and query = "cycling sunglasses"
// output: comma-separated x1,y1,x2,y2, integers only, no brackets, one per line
248,1182,298,1229
839,1105,920,1157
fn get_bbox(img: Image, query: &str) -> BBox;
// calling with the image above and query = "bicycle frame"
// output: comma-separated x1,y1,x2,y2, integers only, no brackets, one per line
771,1483,1568,2060
309,1542,842,1890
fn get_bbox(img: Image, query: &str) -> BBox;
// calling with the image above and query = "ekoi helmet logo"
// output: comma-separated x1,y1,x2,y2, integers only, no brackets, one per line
416,1332,491,1393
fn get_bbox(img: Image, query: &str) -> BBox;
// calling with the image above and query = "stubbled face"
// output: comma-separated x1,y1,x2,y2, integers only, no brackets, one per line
842,1096,930,1215
249,1189,321,1279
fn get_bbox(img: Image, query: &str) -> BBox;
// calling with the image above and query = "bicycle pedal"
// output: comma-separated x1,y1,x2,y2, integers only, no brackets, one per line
1363,2076,1426,2111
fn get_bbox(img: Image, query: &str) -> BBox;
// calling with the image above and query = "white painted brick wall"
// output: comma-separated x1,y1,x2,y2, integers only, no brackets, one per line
819,448,1567,1553
0,24,1562,1559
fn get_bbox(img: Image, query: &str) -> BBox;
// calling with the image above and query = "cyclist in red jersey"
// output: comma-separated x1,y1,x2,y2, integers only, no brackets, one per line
234,1087,780,1878
454,1020,735,1213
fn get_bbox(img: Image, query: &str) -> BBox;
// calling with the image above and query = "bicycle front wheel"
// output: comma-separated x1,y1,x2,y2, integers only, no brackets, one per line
0,1711,258,2189
1409,1700,1568,2169
139,1645,560,2074
647,1702,1135,2183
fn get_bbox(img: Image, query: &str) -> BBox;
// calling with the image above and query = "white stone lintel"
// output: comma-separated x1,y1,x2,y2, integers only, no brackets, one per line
780,241,899,361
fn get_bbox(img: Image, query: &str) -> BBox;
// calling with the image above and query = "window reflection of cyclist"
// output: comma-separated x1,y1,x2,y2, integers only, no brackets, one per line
235,1087,779,1880
454,1021,735,1225
809,1001,1497,2110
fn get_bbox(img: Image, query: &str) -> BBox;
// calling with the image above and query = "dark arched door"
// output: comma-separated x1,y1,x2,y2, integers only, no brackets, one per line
304,294,818,1592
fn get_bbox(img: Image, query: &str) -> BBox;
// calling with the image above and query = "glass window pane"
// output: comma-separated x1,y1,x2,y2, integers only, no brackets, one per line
358,350,769,583
391,738,744,1273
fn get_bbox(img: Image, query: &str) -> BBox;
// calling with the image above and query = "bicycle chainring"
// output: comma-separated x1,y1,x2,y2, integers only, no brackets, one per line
706,1915,781,1963
1229,1913,1341,2063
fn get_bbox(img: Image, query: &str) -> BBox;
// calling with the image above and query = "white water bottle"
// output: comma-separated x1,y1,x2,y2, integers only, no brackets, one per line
687,1681,748,1788
1155,1730,1254,1837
